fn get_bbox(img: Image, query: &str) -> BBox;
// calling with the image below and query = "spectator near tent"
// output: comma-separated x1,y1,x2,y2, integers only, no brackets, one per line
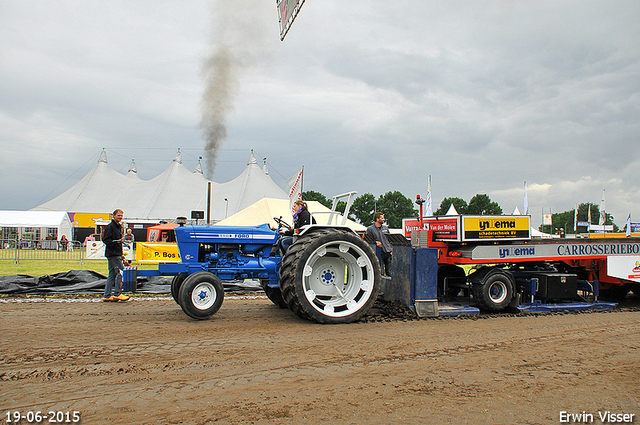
123,228,135,246
60,235,69,251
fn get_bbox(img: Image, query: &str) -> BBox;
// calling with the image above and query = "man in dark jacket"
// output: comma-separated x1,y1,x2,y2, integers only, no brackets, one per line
102,209,130,302
367,212,393,277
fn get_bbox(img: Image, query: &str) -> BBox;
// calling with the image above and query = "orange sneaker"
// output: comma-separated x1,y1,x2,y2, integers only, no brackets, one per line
102,296,116,302
113,294,130,302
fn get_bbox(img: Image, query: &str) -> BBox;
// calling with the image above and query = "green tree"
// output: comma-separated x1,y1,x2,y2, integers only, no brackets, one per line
578,202,618,230
376,191,418,228
302,190,331,208
466,194,502,215
577,203,599,226
607,214,619,232
301,191,355,221
551,210,575,235
349,193,377,226
547,203,619,235
434,197,468,216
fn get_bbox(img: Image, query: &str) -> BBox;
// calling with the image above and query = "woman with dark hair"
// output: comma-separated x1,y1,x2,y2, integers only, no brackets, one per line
279,200,316,253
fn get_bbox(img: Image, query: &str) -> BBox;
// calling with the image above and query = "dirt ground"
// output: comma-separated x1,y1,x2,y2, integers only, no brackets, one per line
1,295,639,425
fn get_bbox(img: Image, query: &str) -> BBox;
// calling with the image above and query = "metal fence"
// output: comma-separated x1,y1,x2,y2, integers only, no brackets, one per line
0,238,85,264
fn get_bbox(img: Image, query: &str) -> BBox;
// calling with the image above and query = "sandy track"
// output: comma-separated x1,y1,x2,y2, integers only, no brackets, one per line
1,297,639,424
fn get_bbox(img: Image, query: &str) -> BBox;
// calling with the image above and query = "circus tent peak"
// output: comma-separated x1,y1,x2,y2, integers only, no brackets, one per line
32,149,290,223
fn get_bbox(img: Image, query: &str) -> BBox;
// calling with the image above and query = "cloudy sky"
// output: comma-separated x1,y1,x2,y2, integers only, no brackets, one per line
1,0,639,228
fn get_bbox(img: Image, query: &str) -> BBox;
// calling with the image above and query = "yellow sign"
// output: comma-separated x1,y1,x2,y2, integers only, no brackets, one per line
70,212,111,228
462,216,531,241
136,243,181,263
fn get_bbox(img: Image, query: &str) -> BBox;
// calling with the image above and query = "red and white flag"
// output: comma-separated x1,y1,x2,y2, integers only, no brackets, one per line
287,167,303,215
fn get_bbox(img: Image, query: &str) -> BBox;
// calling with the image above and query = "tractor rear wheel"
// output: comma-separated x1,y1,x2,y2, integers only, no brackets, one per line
178,271,224,320
279,229,381,324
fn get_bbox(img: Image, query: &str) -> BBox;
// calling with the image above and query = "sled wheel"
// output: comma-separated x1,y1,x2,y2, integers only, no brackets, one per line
261,279,287,309
280,229,381,324
171,273,187,304
471,270,514,312
178,271,224,320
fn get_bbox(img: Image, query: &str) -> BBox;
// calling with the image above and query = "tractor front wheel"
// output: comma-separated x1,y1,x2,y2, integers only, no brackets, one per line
178,271,224,320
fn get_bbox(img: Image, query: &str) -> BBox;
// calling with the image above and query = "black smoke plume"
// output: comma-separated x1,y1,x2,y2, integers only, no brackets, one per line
200,0,272,178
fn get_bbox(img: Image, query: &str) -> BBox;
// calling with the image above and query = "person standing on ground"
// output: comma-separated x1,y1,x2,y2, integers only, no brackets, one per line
102,209,130,302
123,227,135,255
122,227,135,266
59,235,69,251
366,212,393,277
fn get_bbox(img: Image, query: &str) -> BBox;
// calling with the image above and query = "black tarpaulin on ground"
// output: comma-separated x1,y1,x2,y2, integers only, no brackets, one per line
0,270,262,295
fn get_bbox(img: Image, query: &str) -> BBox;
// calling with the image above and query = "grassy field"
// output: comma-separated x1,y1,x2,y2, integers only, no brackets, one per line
0,259,158,278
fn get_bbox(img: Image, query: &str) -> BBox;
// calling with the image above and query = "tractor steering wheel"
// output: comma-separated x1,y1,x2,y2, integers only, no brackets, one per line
273,216,293,231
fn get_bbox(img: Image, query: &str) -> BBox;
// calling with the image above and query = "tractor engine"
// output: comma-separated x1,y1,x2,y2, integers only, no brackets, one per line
168,223,281,283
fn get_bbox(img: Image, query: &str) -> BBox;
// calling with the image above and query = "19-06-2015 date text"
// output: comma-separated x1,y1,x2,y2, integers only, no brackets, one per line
5,411,81,424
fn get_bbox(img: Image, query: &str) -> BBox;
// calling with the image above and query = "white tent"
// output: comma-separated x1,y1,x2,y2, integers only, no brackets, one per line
216,198,367,232
34,149,137,213
209,152,289,221
0,210,73,240
114,150,213,220
445,204,459,216
125,159,141,181
32,150,289,223
531,227,558,239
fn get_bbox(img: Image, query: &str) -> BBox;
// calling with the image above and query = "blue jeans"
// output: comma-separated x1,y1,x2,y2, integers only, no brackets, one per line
280,236,294,254
104,256,124,297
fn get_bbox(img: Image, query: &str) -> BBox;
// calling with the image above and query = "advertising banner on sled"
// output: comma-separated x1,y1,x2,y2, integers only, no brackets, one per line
85,241,133,261
462,216,531,241
136,243,181,263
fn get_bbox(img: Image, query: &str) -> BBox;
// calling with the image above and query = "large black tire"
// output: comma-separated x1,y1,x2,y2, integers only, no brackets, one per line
471,269,514,312
261,279,287,309
171,273,187,305
279,229,381,324
178,271,224,320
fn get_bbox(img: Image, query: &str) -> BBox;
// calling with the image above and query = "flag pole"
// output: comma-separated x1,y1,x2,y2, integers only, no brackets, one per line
523,181,528,216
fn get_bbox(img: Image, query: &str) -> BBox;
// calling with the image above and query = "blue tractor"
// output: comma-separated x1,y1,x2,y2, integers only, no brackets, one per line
152,216,382,324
